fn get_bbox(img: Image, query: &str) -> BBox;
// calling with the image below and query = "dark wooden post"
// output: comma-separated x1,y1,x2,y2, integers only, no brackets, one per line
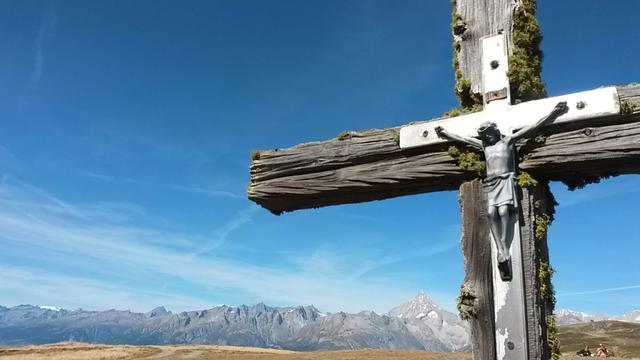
454,1,555,359
458,180,496,360
519,183,557,359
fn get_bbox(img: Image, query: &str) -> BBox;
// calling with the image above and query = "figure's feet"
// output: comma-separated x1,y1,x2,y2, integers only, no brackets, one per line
497,252,510,264
498,258,512,282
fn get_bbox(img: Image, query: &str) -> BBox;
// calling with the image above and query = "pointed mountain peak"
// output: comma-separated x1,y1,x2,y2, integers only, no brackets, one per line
387,291,443,319
148,306,170,317
413,291,434,305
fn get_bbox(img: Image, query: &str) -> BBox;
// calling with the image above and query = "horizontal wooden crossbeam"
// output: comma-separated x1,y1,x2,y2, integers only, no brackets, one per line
248,85,640,214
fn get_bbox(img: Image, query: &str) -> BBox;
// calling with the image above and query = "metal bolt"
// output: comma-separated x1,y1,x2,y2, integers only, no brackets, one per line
507,341,515,350
422,130,429,138
576,101,586,109
490,60,499,69
583,128,595,137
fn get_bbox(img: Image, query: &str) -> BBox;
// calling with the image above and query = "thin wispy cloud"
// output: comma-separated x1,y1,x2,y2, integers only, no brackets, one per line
285,227,460,282
18,4,56,110
0,265,215,312
558,284,640,297
82,171,244,200
0,179,417,313
31,8,56,87
194,205,260,256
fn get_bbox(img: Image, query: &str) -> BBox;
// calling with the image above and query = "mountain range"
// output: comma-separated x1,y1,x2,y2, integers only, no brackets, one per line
554,308,640,325
0,292,470,351
3,293,638,351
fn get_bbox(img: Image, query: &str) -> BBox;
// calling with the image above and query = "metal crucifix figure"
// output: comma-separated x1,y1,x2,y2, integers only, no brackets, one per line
435,101,569,279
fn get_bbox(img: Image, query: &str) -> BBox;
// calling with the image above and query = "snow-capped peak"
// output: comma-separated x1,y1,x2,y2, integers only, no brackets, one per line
39,306,63,311
414,291,435,305
387,291,451,322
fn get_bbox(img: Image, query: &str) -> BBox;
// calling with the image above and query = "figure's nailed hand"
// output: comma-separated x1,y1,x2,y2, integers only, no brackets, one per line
554,101,569,115
434,126,445,137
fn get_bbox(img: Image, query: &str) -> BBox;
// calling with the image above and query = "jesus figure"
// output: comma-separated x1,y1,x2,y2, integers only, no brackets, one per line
435,102,569,273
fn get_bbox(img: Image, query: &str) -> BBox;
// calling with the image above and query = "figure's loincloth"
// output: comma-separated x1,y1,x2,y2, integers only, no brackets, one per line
483,172,517,207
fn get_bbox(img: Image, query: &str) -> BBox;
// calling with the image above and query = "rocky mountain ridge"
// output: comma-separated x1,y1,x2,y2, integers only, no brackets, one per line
0,292,469,351
554,308,640,325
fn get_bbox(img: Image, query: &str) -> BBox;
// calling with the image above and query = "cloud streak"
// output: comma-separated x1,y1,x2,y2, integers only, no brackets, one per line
30,7,57,88
0,179,418,313
557,284,640,297
194,205,259,256
18,4,56,111
82,172,244,200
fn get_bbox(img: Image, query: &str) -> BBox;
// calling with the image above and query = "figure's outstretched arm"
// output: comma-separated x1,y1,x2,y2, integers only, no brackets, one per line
509,101,569,143
435,126,483,150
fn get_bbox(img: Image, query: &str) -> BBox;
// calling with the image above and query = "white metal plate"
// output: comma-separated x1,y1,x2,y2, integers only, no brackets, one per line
491,220,528,360
481,33,510,110
399,87,619,149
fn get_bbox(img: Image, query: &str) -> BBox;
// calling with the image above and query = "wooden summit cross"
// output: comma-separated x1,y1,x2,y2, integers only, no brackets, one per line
247,1,640,359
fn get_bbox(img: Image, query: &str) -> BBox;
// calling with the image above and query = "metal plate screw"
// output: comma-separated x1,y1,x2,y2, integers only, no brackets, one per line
576,101,586,109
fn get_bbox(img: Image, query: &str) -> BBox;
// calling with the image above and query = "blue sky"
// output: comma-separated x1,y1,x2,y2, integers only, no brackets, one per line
0,0,638,315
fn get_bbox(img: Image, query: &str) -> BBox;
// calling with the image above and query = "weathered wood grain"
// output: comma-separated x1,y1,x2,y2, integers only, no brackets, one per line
519,184,555,360
249,85,640,214
454,0,518,95
459,180,496,360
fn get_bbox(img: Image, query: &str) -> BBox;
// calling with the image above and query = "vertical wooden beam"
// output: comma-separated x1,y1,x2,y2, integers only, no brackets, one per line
455,1,551,359
519,183,556,360
454,0,518,99
459,181,556,360
458,180,496,360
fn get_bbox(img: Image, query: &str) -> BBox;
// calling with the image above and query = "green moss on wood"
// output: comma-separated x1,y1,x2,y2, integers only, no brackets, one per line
456,286,477,320
443,107,463,118
450,2,482,111
547,314,561,360
517,171,539,188
448,146,486,176
621,100,637,115
442,103,483,118
336,131,353,140
391,129,400,146
540,259,560,359
535,213,551,240
562,174,611,191
455,78,484,110
538,261,555,308
250,150,262,161
507,0,547,102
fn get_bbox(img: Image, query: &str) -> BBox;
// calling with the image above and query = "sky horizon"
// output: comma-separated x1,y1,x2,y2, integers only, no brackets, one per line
1,0,639,316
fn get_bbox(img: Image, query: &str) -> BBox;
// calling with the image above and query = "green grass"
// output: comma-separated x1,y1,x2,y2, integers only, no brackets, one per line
558,321,640,359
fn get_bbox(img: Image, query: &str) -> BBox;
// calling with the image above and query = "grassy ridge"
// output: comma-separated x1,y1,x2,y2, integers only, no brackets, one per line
2,321,639,359
0,343,473,360
558,321,640,359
